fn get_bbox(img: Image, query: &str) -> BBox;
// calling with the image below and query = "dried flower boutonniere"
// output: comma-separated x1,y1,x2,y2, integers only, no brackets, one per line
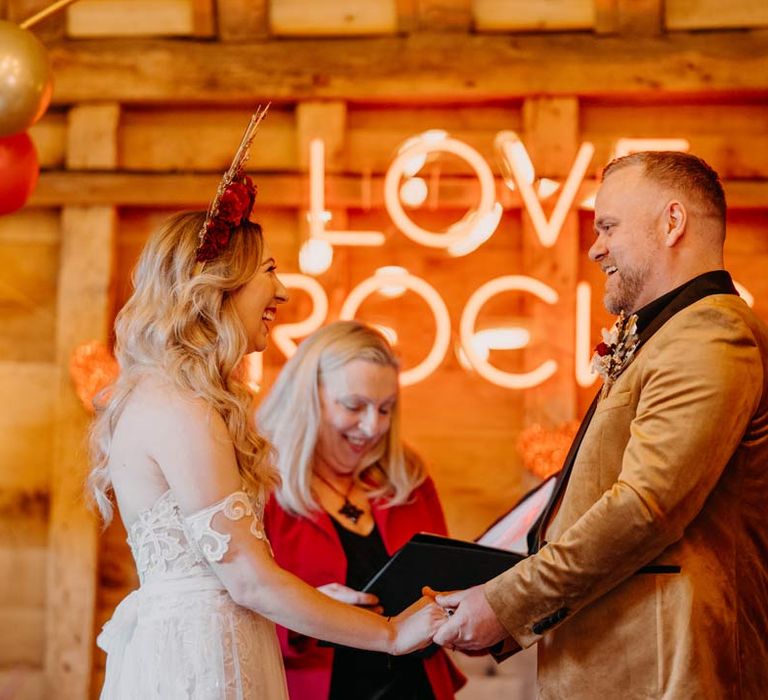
591,311,639,397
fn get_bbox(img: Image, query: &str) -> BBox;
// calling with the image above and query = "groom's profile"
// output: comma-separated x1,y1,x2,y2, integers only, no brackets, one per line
434,151,768,699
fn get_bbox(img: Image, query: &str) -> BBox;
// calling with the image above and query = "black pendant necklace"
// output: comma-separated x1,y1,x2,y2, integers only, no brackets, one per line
315,473,365,524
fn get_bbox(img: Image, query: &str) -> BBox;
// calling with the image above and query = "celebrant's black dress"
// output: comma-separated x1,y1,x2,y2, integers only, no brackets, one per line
328,518,435,700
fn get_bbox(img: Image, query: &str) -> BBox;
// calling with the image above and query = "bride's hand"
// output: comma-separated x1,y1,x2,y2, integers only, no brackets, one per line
388,594,448,655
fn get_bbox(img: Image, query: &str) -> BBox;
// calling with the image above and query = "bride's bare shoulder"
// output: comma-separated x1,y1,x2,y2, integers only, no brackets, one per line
117,372,220,438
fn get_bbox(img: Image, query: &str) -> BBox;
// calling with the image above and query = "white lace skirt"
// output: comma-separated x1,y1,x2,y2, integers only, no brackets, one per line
98,579,289,700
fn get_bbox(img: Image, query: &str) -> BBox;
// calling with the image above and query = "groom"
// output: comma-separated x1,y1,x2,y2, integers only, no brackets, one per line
434,151,768,698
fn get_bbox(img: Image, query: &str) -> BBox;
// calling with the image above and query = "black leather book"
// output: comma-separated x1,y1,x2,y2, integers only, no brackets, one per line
361,532,525,616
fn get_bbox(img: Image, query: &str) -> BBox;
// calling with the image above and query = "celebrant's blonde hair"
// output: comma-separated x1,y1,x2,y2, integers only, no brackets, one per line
257,321,426,518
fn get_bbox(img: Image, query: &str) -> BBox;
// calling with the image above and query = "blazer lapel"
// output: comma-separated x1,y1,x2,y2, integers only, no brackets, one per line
528,393,599,553
529,271,738,554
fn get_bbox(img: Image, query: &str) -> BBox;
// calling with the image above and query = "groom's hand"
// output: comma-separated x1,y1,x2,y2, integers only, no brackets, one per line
429,585,508,651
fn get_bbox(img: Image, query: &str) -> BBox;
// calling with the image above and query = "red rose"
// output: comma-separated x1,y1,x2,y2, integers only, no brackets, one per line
196,172,257,262
196,219,231,262
595,341,611,357
196,238,217,262
217,178,255,225
208,218,231,247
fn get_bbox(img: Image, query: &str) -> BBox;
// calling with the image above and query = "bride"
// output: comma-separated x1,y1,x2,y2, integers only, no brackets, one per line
88,116,446,699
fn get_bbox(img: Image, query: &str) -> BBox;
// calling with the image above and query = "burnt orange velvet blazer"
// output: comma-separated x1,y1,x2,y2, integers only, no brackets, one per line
486,294,768,699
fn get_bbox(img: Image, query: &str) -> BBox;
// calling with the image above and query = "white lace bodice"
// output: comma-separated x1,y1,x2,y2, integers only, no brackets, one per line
127,489,268,585
100,488,288,699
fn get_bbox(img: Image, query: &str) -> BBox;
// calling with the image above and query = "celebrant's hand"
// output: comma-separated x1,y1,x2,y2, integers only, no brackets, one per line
389,594,448,655
317,582,383,614
431,585,508,651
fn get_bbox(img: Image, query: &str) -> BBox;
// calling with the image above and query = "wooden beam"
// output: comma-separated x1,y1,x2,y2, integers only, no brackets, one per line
296,101,347,172
66,0,214,38
45,205,115,700
28,172,768,210
666,0,768,31
29,112,67,169
594,0,619,35
190,0,215,36
473,0,594,32
66,104,120,170
270,0,398,36
422,0,473,31
522,97,580,425
47,33,768,104
0,363,57,492
397,0,473,33
0,669,45,700
216,0,269,41
616,0,663,36
0,210,60,363
118,107,296,171
595,0,663,36
44,106,119,700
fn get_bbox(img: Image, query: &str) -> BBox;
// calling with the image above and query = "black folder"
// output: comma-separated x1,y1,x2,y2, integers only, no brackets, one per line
362,532,524,617
359,475,559,616
319,479,552,654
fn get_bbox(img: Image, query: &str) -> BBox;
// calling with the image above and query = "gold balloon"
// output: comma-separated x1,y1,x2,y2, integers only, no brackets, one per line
0,21,52,137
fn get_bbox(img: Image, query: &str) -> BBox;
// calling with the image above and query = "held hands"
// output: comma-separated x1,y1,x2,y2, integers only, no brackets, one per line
428,585,508,652
388,590,450,655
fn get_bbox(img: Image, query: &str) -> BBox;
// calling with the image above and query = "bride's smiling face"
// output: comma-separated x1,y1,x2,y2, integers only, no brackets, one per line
231,241,289,353
315,359,398,477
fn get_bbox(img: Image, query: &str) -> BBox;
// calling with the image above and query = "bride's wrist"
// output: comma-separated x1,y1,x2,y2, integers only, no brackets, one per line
384,615,398,655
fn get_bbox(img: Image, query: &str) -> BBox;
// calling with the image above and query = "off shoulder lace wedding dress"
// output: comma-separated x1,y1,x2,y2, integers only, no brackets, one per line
97,489,289,699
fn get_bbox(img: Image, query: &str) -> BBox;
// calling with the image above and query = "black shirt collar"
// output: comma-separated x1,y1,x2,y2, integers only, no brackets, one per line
633,270,737,335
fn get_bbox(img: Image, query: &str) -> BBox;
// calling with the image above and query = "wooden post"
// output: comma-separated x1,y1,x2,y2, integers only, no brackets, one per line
597,0,663,36
397,0,473,33
594,0,619,34
44,104,119,700
522,97,581,426
190,0,215,37
216,0,269,41
616,0,663,36
296,101,347,174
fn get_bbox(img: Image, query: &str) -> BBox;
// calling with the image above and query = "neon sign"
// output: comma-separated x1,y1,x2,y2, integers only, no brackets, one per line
251,133,753,391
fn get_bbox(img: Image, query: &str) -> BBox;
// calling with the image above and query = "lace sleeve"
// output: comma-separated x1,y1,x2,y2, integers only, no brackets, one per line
183,490,268,563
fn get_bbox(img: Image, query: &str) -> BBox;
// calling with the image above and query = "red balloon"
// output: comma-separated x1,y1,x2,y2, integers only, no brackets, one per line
0,131,39,215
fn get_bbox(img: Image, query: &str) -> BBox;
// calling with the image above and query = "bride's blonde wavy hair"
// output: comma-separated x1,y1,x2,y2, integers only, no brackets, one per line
88,210,279,524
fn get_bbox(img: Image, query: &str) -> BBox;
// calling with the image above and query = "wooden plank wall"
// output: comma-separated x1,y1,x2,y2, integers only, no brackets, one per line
0,0,766,698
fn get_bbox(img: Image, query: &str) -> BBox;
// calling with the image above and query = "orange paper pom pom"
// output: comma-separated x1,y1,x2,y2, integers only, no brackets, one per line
517,420,580,480
69,340,119,413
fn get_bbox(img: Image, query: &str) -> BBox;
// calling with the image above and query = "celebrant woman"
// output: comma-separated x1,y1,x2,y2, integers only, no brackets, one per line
259,321,466,700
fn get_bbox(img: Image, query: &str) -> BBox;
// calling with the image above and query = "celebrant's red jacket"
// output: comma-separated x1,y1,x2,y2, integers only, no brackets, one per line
264,477,467,700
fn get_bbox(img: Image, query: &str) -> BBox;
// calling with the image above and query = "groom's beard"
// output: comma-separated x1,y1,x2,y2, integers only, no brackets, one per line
603,257,652,316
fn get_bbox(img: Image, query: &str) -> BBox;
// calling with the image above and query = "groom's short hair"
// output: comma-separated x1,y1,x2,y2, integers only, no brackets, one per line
603,151,726,226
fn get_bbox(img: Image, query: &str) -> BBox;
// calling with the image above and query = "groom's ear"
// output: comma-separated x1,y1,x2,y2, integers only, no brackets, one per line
664,201,686,247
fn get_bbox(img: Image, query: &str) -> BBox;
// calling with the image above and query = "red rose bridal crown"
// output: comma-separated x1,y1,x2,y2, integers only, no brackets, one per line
195,104,270,264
